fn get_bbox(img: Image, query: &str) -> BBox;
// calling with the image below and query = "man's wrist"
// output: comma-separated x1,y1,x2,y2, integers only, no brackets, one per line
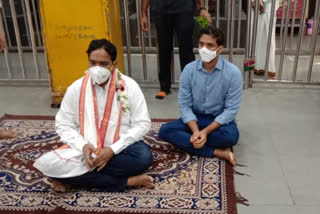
202,128,210,135
100,147,114,161
199,7,207,11
105,147,114,155
192,129,200,134
141,8,148,17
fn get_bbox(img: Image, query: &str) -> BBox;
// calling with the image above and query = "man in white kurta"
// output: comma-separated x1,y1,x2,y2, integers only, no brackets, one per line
252,0,280,77
34,39,153,192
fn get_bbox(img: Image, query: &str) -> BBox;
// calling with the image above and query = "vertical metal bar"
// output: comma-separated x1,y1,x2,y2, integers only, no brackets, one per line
226,0,231,51
264,0,277,81
278,0,292,80
244,0,252,89
307,3,320,82
290,0,297,48
9,0,26,79
279,0,286,48
31,0,41,46
155,29,160,79
147,7,151,47
246,0,252,55
249,0,260,87
310,0,320,48
123,0,132,77
251,0,260,57
21,0,32,46
1,1,12,47
237,0,242,48
216,0,220,28
25,0,39,79
0,6,12,79
171,51,175,84
171,36,175,84
229,0,235,62
137,0,147,80
136,1,141,46
38,0,44,42
292,0,308,81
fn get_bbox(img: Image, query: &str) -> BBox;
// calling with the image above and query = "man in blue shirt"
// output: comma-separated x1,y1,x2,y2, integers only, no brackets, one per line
159,26,242,166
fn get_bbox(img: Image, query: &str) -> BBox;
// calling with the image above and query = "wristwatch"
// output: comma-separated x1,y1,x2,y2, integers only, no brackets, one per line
199,7,207,11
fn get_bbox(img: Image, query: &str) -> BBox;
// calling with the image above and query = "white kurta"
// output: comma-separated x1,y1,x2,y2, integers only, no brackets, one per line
33,73,151,178
251,0,280,73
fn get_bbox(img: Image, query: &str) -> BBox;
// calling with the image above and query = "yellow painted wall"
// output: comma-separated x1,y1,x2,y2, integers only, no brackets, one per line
40,0,124,105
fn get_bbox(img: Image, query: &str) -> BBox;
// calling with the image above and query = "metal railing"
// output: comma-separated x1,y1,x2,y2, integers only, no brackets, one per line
248,0,320,86
0,0,46,85
0,0,319,88
120,0,320,88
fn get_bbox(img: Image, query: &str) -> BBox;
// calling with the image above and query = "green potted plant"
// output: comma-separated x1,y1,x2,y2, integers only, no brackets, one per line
193,16,211,46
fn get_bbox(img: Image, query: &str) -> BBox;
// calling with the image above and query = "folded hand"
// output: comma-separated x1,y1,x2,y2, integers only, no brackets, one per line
83,144,96,171
92,147,114,171
190,130,208,149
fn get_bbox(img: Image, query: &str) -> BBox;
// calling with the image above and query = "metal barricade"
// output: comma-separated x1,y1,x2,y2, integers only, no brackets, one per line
247,0,320,87
0,0,319,88
119,0,320,88
0,0,47,85
119,0,249,87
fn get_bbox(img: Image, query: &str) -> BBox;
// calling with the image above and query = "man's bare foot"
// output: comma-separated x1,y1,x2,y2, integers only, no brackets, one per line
127,174,154,189
213,148,236,166
0,130,15,139
50,180,71,193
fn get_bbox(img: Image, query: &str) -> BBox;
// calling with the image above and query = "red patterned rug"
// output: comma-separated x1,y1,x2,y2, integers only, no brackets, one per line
0,114,237,214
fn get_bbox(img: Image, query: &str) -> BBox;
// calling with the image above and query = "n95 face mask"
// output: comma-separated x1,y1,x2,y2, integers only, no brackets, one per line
88,66,111,85
199,46,217,63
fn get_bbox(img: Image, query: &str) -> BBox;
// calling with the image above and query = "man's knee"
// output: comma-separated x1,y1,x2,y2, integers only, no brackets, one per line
133,142,153,169
159,123,170,139
159,119,185,140
159,121,177,139
216,123,239,146
142,144,153,167
225,127,239,146
226,132,239,146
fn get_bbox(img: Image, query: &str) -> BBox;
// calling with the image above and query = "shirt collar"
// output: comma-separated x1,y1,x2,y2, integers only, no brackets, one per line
197,55,223,72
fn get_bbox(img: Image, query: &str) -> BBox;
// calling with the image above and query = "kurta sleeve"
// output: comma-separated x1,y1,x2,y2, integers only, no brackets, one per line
110,79,151,154
55,82,87,152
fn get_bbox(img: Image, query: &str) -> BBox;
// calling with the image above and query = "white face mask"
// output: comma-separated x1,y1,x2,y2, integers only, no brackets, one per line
88,66,111,85
199,46,217,63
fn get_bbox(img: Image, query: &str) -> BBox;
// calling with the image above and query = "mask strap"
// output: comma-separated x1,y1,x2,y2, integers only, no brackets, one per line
110,61,118,72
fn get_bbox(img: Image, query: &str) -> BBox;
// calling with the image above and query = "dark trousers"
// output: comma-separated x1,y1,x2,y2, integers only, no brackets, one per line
158,114,239,157
54,141,153,192
308,0,316,19
154,12,195,93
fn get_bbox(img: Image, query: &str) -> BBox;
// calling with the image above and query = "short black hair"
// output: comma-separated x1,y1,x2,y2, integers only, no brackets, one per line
199,26,225,46
86,39,117,62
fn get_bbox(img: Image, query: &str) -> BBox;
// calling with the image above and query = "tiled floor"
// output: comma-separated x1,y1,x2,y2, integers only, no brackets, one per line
0,86,319,213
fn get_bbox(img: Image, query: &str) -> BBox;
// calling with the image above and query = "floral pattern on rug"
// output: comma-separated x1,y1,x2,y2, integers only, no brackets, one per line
0,116,236,214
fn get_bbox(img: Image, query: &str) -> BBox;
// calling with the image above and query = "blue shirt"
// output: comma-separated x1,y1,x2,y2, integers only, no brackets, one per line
179,56,243,125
